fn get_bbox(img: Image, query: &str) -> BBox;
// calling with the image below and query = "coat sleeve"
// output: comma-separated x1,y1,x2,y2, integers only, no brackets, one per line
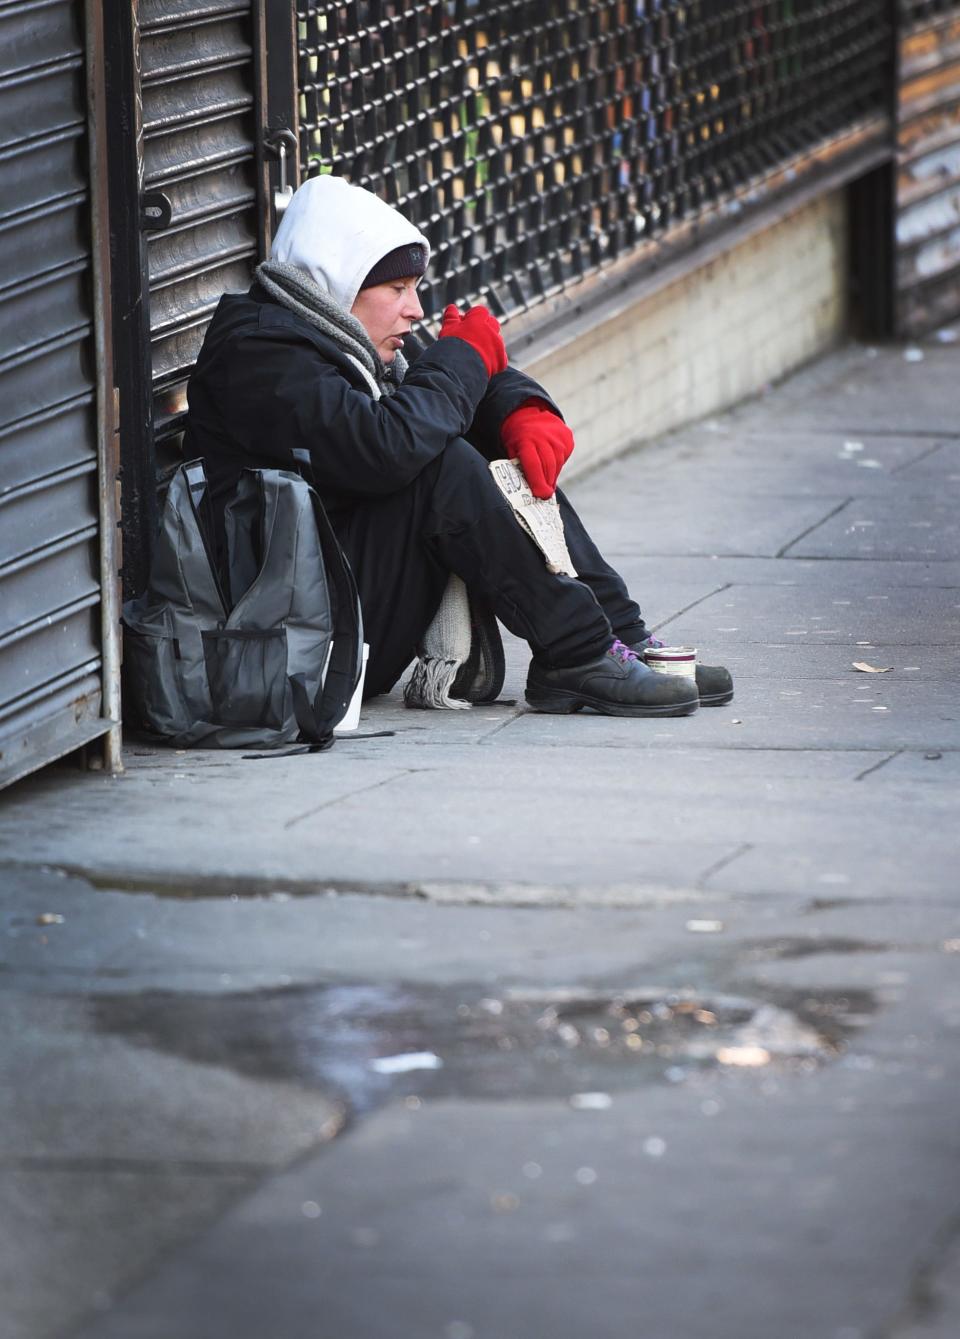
464,366,563,461
215,326,490,498
401,336,563,461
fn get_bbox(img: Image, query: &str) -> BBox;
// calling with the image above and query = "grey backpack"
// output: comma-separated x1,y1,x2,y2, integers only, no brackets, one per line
121,457,363,749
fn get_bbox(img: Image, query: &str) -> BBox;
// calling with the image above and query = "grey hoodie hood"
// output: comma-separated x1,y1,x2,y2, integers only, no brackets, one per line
269,175,431,315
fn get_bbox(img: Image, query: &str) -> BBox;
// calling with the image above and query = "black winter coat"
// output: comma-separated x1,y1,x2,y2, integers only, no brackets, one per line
183,283,558,526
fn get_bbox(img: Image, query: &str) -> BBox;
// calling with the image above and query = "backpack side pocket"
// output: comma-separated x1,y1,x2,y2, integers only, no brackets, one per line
122,610,196,739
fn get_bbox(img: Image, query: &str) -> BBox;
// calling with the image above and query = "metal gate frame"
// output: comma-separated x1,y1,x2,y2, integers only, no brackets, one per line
87,0,123,777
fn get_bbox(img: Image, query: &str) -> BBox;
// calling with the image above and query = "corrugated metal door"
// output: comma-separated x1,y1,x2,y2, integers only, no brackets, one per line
895,5,960,334
0,2,120,789
107,0,298,597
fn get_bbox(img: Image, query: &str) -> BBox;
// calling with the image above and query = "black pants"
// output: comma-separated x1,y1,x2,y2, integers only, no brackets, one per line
330,438,648,697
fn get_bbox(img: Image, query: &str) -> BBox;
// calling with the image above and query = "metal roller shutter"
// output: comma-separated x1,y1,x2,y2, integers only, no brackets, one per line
895,6,960,334
0,0,117,788
139,0,262,471
107,0,291,596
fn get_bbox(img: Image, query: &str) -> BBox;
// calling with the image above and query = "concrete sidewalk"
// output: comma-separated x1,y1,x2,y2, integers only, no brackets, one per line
1,338,959,1339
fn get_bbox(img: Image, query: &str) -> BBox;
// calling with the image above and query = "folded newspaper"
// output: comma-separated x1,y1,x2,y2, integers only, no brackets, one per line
488,458,577,577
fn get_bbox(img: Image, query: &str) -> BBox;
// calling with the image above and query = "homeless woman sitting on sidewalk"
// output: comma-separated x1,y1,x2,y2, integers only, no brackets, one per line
183,176,732,717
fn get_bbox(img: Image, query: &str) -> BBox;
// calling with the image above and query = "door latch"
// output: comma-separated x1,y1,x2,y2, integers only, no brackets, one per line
264,129,299,221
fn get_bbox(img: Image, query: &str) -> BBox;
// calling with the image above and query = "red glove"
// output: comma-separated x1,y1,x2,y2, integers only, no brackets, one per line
438,304,508,379
500,398,574,499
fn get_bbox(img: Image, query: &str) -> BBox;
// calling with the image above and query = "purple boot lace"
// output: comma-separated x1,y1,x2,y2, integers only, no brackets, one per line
609,635,667,662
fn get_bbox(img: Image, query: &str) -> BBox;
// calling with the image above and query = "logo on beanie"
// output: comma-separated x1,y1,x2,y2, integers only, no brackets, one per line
360,242,427,290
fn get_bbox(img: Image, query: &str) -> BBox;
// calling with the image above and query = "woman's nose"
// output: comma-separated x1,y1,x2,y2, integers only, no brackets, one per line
405,290,424,321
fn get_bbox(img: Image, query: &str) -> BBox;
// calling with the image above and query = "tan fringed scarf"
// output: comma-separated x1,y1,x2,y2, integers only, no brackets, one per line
404,575,505,708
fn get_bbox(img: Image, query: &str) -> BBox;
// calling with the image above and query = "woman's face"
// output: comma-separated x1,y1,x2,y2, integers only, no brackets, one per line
351,277,424,362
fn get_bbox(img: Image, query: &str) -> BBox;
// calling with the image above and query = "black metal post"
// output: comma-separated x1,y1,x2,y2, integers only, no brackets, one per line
102,0,156,600
849,160,897,339
255,0,301,253
847,0,900,339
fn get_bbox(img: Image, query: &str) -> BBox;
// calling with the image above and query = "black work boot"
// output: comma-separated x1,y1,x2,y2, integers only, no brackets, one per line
525,640,699,717
631,636,734,707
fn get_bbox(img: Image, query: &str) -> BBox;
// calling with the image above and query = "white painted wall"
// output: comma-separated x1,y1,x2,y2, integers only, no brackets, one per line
520,191,849,478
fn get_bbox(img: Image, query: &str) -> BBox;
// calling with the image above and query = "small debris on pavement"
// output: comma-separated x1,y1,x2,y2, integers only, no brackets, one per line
685,919,725,933
369,1051,442,1074
569,1092,613,1110
904,347,924,362
716,1045,772,1067
852,662,892,674
935,326,958,343
36,913,64,926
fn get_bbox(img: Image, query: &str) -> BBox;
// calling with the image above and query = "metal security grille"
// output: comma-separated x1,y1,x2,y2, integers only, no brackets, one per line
296,1,892,323
902,1,957,22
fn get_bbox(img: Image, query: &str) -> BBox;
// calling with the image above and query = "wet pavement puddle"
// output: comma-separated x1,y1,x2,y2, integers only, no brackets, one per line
89,980,877,1119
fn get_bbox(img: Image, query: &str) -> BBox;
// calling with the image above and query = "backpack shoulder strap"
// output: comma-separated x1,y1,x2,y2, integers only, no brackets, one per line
166,460,227,623
289,448,363,744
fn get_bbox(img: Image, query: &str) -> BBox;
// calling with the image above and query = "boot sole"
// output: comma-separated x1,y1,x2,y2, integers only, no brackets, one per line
525,689,699,717
699,689,734,707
